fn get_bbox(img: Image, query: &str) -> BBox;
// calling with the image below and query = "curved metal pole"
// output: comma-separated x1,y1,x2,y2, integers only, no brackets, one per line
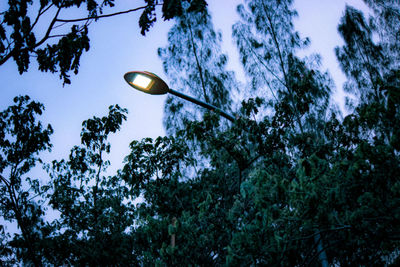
168,88,235,122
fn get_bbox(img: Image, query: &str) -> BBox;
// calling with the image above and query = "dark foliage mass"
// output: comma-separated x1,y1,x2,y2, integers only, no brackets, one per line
1,0,400,265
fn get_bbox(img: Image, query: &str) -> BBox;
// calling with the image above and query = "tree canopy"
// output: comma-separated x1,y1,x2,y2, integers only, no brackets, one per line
1,0,400,265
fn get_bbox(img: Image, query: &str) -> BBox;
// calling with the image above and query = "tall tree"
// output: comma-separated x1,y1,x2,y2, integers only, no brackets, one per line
226,0,344,265
329,3,400,265
232,0,332,129
335,6,389,107
364,0,400,65
158,1,237,134
147,4,255,264
129,0,336,265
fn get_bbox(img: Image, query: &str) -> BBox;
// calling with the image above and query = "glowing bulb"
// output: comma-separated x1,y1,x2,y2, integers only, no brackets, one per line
131,74,153,89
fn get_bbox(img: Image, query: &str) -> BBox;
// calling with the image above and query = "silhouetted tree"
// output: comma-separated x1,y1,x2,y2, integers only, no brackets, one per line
0,96,53,266
0,0,207,84
45,105,137,265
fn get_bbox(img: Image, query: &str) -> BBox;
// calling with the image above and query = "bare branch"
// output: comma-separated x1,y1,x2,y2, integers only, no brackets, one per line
52,21,69,30
0,174,10,187
0,45,14,66
35,6,62,48
188,22,210,103
55,5,159,23
31,3,55,32
28,187,50,202
47,34,68,39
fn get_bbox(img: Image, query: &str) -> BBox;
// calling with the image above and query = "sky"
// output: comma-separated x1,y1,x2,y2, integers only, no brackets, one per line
0,0,370,178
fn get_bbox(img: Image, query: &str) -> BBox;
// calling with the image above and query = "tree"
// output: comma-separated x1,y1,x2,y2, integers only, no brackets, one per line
364,0,400,65
232,0,332,127
126,0,337,265
327,2,400,264
158,1,237,134
0,0,207,84
120,110,265,265
0,95,53,266
45,104,137,265
226,0,335,264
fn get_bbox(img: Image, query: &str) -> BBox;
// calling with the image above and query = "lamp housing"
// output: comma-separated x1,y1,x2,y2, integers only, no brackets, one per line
124,71,169,95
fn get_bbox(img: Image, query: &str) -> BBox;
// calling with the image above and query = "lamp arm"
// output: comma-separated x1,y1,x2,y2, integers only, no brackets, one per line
168,89,235,122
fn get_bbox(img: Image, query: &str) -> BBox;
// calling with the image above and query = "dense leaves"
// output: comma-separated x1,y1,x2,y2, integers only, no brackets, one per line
46,105,134,265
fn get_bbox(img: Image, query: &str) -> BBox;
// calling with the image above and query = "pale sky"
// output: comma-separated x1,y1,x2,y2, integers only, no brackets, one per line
0,0,369,176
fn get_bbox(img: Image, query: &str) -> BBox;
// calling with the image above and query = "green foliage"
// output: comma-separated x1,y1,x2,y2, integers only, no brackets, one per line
46,104,135,265
139,0,208,35
134,0,398,265
121,128,243,265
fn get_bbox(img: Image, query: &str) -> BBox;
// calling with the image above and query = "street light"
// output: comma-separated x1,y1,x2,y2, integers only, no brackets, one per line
124,71,235,122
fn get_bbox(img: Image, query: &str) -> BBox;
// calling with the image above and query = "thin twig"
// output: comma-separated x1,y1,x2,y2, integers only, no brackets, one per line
0,174,10,187
35,6,62,48
31,3,54,31
56,5,159,23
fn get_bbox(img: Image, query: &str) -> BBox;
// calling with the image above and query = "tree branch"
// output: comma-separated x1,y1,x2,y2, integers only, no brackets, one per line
235,28,280,101
35,6,62,48
0,174,10,187
0,48,14,66
27,186,50,202
262,2,304,134
188,22,210,103
262,3,288,88
55,5,157,23
30,3,54,32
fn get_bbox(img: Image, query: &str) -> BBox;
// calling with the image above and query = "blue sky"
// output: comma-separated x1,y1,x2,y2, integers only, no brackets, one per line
0,0,369,175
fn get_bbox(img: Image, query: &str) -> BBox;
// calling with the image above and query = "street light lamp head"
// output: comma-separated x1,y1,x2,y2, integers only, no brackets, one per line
124,71,170,95
123,70,235,122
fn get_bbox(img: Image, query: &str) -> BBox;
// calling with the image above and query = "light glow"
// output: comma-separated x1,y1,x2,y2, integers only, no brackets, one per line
131,74,153,89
